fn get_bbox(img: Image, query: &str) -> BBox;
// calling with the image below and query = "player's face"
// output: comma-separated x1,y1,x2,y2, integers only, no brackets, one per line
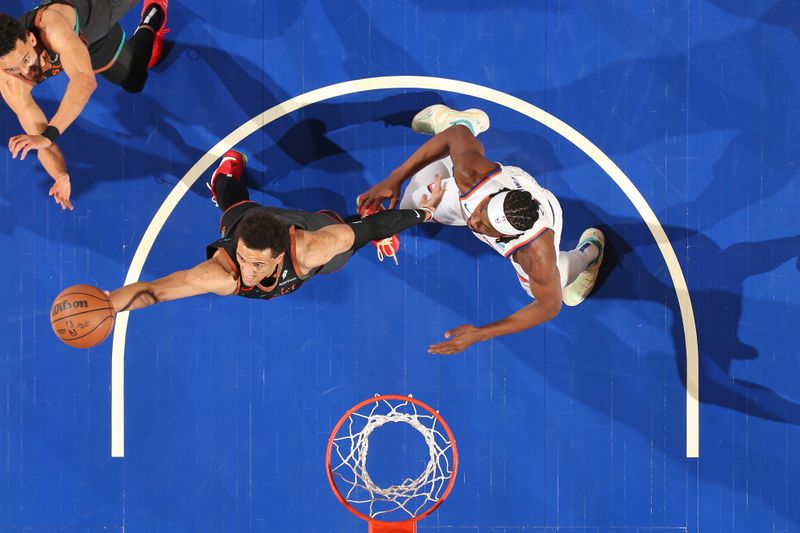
0,34,45,82
235,242,285,287
466,196,507,239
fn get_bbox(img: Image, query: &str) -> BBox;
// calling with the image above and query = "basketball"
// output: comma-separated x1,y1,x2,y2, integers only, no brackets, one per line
50,284,116,349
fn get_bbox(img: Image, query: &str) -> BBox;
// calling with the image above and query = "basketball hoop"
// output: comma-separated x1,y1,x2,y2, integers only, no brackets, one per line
326,394,458,532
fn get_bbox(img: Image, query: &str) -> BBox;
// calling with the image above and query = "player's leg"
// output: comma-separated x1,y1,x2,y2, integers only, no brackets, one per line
559,229,604,306
411,104,496,187
134,0,169,69
208,150,249,212
95,1,168,92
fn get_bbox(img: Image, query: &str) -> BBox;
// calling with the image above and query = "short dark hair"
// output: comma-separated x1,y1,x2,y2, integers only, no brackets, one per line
499,189,539,232
0,14,27,58
235,210,289,257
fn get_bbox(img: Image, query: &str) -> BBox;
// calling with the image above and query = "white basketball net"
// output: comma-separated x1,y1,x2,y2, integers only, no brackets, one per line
329,396,455,520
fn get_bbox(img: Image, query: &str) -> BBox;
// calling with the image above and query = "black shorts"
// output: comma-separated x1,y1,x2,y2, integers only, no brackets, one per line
85,0,139,72
89,23,125,72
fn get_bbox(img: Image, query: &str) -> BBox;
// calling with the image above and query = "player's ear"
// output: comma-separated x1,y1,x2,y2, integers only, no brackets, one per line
27,31,36,47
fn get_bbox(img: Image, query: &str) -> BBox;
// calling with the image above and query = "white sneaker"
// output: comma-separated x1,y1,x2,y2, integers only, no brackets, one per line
562,228,605,307
411,104,490,136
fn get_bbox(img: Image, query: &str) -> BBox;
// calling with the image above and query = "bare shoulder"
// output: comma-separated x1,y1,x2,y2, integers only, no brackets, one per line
512,230,557,280
37,3,76,31
194,253,239,295
208,248,237,274
294,225,353,273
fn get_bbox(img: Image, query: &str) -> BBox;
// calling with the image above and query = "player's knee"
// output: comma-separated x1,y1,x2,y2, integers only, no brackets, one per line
546,299,562,320
122,79,146,94
453,160,484,185
449,123,474,138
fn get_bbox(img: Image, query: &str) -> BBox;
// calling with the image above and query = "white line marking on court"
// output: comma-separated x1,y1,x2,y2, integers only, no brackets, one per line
111,76,699,458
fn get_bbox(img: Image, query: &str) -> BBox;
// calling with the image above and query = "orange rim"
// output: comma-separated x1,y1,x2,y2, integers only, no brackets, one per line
325,394,459,528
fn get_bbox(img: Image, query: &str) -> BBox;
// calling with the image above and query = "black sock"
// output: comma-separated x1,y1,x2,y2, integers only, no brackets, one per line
138,4,165,32
129,28,155,71
215,175,250,212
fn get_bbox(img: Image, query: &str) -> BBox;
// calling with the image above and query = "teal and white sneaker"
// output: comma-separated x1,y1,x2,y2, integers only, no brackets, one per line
562,228,605,307
411,104,490,137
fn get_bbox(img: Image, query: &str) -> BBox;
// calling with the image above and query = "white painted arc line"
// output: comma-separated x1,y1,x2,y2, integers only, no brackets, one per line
111,75,699,459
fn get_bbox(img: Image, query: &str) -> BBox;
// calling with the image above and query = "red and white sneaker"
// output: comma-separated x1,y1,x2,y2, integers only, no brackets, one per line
140,0,170,68
207,150,248,207
356,197,400,265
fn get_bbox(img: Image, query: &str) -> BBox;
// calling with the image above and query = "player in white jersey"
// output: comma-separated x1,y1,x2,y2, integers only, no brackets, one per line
358,105,605,354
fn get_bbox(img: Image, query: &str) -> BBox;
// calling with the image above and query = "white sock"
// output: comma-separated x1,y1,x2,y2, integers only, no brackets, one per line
558,241,599,287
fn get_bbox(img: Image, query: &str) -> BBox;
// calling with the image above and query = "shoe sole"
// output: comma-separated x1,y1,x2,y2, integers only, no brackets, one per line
411,104,490,136
562,228,605,307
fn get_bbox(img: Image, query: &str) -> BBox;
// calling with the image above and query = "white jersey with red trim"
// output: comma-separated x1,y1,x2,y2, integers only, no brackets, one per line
459,164,563,297
399,158,564,298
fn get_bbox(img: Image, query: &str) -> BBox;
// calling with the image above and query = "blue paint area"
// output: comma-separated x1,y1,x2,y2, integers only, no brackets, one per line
1,1,799,532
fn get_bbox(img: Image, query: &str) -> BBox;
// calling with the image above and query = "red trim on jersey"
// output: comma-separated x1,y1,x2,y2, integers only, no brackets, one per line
316,209,345,224
459,166,502,200
503,227,550,258
214,248,242,294
218,200,258,233
288,226,304,276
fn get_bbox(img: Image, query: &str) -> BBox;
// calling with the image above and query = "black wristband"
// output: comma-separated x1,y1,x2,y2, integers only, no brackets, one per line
41,125,60,144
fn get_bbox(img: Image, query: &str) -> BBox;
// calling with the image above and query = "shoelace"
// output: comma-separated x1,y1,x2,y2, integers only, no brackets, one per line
205,182,218,207
375,238,399,265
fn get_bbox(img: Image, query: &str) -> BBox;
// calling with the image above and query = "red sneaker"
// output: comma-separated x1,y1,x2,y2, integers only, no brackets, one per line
141,0,169,68
207,150,248,206
356,197,400,265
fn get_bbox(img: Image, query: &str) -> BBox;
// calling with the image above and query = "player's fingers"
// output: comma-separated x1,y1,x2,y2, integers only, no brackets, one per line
20,144,31,161
11,138,28,158
429,341,456,355
444,325,468,338
9,139,21,157
8,135,22,151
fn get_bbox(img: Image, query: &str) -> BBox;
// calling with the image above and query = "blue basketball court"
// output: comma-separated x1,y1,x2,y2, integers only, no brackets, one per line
1,1,799,531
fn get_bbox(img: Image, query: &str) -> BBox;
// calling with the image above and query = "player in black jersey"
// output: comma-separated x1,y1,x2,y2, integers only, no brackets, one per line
107,150,444,312
0,0,170,210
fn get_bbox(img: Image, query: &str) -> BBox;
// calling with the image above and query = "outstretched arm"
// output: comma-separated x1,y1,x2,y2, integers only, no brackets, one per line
428,230,562,355
358,125,498,209
2,80,73,209
109,257,237,313
39,9,97,133
8,9,97,159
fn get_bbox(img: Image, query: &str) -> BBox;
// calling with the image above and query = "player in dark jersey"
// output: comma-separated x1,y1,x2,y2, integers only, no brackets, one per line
107,150,444,312
0,0,170,210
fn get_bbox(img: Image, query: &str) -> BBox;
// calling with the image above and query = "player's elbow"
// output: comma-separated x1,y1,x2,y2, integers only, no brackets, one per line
543,298,562,321
78,72,98,96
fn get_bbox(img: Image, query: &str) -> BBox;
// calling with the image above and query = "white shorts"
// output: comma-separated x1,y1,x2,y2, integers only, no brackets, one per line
399,157,466,226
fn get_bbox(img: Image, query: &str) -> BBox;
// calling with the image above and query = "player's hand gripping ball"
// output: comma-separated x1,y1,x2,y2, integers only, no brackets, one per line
50,284,115,348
